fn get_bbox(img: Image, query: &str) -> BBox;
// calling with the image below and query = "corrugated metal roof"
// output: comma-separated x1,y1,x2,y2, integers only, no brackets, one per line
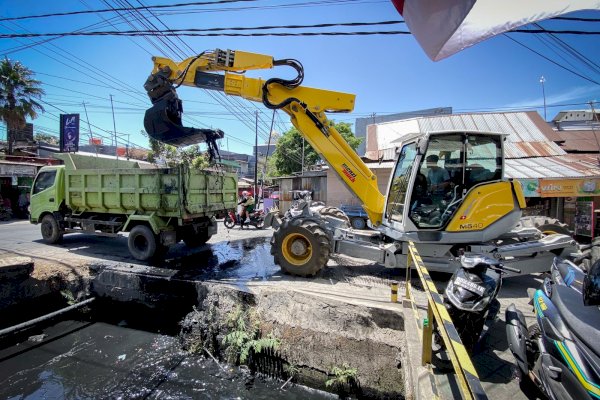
414,112,566,158
552,129,600,152
368,112,567,159
506,155,600,179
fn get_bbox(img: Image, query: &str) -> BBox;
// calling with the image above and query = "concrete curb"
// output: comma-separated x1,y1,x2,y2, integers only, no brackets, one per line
402,298,438,400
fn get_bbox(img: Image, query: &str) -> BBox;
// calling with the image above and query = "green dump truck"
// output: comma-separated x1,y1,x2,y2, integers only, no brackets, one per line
29,153,237,261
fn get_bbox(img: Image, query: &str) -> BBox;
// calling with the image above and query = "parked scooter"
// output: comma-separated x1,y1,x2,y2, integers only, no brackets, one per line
223,209,265,229
438,254,521,351
506,259,600,400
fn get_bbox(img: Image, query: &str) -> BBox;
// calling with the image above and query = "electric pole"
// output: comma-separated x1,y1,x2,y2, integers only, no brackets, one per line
254,111,259,202
110,94,118,161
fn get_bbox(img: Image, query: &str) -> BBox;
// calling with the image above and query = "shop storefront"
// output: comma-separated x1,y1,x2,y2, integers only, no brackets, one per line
518,177,600,240
0,161,39,218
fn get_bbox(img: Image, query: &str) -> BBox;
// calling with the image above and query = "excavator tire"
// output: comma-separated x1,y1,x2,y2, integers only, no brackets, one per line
318,206,350,225
517,216,572,236
272,218,331,277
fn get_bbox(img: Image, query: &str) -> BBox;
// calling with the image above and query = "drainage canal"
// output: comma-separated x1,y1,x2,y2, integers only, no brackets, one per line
0,299,333,399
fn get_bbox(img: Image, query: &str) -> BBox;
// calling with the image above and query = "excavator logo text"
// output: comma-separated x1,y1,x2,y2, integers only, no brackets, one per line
459,222,484,230
341,163,357,183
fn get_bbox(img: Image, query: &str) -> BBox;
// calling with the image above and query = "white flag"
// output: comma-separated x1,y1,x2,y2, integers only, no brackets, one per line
391,0,600,61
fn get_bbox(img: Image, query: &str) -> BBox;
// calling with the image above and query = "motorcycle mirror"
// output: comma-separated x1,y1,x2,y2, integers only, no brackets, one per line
583,259,600,306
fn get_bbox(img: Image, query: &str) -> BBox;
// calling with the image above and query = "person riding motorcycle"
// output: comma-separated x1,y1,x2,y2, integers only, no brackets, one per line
238,191,255,228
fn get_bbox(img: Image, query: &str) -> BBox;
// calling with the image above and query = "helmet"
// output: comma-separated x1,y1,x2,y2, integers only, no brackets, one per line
242,191,249,196
583,259,600,306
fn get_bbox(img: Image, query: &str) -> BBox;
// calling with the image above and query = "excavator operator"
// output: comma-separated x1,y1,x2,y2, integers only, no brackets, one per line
238,191,255,228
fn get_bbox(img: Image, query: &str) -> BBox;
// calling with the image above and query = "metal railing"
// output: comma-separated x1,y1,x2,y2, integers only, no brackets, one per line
404,242,488,400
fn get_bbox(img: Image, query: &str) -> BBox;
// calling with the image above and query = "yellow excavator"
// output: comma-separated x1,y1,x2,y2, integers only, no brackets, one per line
143,48,581,277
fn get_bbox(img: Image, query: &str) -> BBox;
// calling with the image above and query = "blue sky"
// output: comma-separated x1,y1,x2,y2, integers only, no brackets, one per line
1,1,599,155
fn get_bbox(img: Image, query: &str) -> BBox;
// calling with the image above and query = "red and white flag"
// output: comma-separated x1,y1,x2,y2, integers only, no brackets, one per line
391,0,600,61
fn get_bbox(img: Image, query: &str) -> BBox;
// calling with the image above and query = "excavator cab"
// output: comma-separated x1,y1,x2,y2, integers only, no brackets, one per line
384,131,504,233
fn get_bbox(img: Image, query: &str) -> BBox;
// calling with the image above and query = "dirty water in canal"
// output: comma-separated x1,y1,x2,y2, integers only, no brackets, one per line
163,236,281,283
0,304,332,400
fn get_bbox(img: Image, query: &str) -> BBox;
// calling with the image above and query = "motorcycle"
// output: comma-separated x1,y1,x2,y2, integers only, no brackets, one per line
0,206,12,221
437,254,521,351
223,209,265,229
506,258,600,400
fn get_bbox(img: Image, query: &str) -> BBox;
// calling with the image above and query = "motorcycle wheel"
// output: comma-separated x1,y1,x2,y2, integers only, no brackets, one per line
446,308,485,353
254,218,264,229
224,215,236,229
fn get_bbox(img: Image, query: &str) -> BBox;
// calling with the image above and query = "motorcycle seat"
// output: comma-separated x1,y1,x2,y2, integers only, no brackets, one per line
552,285,600,356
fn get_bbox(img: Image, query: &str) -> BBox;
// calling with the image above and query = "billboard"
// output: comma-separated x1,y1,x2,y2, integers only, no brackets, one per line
60,114,80,152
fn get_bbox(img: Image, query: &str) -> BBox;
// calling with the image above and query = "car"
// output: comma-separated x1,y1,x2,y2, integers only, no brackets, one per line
269,191,280,200
340,204,370,230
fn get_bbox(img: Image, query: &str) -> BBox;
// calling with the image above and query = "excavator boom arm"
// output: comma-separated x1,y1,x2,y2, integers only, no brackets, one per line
145,49,385,225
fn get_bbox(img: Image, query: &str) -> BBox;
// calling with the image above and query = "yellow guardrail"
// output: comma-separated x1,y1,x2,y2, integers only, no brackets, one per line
404,242,488,400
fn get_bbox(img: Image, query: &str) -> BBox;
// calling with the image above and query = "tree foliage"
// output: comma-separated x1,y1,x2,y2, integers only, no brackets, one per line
147,137,209,169
34,132,58,145
268,121,362,176
0,58,44,144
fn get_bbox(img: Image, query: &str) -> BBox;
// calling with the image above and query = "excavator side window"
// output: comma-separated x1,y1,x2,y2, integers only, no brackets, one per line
465,135,502,189
385,143,418,223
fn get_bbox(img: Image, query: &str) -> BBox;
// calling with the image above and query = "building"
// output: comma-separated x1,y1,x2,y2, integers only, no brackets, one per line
274,170,327,212
549,109,600,154
219,150,252,178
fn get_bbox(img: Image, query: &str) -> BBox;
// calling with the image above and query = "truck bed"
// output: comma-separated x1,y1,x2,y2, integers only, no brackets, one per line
64,164,236,218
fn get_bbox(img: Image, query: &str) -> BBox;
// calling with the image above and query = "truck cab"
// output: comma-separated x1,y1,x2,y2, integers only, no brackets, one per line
29,165,64,224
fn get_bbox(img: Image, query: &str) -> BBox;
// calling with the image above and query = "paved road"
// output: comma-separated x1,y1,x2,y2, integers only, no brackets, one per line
0,219,271,267
0,219,543,399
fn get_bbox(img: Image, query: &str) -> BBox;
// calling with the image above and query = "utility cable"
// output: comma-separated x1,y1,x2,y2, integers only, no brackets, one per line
0,0,259,22
503,34,600,85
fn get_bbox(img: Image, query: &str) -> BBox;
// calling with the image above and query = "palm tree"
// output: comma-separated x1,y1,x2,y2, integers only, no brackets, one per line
0,58,45,154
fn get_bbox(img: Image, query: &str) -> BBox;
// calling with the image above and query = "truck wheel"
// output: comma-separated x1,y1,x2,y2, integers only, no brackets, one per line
350,217,367,230
272,219,330,277
319,206,349,224
183,230,211,247
41,214,63,244
128,225,158,261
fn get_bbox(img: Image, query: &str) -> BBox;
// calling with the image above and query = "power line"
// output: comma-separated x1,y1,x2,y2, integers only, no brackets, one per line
0,0,259,22
503,34,600,86
0,30,408,39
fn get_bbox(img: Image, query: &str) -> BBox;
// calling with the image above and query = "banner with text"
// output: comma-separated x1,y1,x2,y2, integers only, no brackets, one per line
518,179,541,197
540,178,600,198
60,113,80,153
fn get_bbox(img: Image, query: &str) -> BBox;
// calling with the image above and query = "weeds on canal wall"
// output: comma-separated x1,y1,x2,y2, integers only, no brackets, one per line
326,363,360,398
222,306,281,365
60,290,76,306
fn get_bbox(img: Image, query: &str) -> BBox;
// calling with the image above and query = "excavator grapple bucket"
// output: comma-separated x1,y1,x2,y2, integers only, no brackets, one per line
144,92,224,147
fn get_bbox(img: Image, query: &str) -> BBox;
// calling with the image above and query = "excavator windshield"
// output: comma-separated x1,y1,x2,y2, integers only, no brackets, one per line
386,132,503,230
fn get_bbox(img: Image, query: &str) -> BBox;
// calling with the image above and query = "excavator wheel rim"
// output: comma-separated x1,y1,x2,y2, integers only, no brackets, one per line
282,232,313,266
